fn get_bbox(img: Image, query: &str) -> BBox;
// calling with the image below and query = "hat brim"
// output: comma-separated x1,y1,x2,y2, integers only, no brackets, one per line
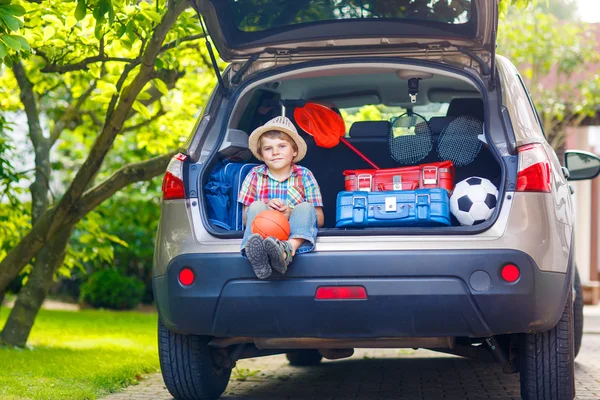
248,125,307,163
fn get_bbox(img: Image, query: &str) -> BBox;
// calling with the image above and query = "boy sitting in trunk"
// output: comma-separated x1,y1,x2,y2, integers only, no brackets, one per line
238,116,325,279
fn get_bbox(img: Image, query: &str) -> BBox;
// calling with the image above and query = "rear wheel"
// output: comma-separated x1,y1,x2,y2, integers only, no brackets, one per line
158,319,231,400
574,267,584,358
286,350,323,366
519,289,575,400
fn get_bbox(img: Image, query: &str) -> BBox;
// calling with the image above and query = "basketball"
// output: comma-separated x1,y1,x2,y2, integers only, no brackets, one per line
251,210,290,240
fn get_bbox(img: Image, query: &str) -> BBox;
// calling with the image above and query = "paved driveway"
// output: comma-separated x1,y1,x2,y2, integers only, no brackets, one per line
105,308,600,400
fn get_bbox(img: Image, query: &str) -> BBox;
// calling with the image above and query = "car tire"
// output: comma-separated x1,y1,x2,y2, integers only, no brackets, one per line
158,319,231,400
573,267,584,358
519,289,575,400
286,350,323,366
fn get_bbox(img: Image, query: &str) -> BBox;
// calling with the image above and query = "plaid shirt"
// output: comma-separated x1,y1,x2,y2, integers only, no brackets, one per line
238,164,323,208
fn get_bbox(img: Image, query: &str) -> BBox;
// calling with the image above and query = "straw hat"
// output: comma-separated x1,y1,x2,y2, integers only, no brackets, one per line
248,116,307,163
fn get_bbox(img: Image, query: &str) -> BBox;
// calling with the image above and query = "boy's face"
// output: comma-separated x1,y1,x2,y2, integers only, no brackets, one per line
260,135,298,172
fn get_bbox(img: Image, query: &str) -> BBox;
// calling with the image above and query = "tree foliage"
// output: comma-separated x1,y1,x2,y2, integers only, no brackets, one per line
0,0,30,66
497,8,600,150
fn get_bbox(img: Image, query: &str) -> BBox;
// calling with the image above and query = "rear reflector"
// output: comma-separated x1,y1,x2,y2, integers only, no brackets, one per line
315,286,367,300
501,264,520,282
516,143,551,192
179,267,195,286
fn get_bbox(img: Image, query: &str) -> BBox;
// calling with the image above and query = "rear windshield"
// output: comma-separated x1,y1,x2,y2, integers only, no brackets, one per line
228,0,472,32
341,103,450,134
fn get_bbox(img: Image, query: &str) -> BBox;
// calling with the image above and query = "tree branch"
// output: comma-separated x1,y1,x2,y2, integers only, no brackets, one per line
41,56,139,73
122,108,166,133
69,152,176,223
160,33,205,54
83,111,103,126
12,62,47,154
12,61,51,224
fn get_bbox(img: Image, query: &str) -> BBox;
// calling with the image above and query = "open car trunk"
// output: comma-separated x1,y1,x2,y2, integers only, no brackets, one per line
199,62,505,234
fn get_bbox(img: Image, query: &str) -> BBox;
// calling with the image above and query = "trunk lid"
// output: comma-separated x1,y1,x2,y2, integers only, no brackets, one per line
189,0,498,66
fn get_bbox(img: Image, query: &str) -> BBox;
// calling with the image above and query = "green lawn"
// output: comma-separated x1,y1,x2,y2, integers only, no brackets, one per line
0,307,160,400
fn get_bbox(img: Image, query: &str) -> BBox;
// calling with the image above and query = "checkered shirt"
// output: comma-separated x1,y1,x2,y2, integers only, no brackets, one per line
238,164,323,208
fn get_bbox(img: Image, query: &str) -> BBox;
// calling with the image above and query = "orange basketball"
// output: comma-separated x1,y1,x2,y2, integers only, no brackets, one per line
251,210,290,240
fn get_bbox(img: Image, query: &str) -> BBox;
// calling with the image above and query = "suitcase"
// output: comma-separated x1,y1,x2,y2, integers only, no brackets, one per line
205,161,258,230
343,161,454,193
336,189,451,228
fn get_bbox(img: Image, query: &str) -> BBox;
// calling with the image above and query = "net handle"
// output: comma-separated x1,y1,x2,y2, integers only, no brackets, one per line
339,137,379,170
295,103,380,170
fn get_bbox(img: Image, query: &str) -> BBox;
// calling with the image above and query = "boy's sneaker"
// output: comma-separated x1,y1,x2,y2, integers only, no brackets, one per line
264,237,293,275
245,234,271,279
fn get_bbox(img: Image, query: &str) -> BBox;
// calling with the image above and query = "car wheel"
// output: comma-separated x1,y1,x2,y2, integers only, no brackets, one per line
286,350,323,366
574,267,584,358
519,288,575,400
158,319,231,400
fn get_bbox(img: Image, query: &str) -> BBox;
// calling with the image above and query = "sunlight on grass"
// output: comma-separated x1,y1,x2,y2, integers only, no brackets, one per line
0,307,160,400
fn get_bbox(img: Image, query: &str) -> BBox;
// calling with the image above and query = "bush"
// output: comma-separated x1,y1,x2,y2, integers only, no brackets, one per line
79,269,145,310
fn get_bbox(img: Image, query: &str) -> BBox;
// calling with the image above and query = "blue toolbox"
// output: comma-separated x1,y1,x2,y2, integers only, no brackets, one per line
335,189,451,228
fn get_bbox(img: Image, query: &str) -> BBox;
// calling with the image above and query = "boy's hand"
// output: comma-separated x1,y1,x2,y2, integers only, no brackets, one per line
267,199,291,219
267,198,285,211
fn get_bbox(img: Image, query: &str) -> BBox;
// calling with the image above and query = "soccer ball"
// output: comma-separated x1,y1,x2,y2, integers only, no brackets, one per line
450,177,498,226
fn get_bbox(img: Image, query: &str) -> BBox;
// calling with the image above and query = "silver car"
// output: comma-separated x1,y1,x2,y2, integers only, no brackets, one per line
153,1,600,399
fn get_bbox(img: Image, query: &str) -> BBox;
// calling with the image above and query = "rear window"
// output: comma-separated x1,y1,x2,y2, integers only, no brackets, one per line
341,103,450,134
228,0,472,32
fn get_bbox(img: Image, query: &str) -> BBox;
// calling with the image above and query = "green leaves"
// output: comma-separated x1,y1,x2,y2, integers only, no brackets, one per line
43,26,56,42
498,6,600,150
0,1,30,65
75,0,86,21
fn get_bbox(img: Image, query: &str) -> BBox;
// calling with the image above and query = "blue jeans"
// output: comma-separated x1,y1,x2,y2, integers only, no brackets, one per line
241,201,318,257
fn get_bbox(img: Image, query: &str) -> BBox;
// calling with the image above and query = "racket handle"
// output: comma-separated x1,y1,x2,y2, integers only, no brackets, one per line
339,138,380,170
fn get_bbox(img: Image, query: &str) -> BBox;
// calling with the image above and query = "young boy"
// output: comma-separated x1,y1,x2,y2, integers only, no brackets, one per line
238,116,325,279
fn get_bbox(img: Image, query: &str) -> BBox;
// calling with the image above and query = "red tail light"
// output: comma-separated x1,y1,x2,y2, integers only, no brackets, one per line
315,286,367,300
162,154,187,200
516,143,551,193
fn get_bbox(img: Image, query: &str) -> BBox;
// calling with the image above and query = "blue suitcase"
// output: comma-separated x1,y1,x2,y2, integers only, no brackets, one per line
336,189,451,228
205,161,258,230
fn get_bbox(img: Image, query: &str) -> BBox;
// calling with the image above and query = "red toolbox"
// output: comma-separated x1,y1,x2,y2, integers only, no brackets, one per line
343,161,455,193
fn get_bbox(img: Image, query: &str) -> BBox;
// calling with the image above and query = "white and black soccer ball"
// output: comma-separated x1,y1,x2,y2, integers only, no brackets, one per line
450,177,498,226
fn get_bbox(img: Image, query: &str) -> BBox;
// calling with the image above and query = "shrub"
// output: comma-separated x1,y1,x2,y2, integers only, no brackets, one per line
79,269,145,310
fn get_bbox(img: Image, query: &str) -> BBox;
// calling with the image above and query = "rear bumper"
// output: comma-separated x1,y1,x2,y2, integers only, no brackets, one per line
154,249,572,338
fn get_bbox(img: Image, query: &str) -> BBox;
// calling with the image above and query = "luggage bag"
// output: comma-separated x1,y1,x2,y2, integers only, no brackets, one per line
335,189,451,228
343,161,455,193
205,161,258,230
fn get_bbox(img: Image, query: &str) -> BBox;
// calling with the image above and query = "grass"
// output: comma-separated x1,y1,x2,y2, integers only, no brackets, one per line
0,307,160,400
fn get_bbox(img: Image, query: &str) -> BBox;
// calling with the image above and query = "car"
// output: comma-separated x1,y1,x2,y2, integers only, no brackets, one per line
153,1,600,399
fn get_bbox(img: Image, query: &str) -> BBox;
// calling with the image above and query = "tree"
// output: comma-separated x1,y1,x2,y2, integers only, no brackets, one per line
497,9,600,152
0,0,216,347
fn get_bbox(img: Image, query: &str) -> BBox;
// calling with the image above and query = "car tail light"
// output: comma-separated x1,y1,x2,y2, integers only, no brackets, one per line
516,143,551,193
315,286,367,300
501,264,520,282
179,267,195,286
162,153,187,200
